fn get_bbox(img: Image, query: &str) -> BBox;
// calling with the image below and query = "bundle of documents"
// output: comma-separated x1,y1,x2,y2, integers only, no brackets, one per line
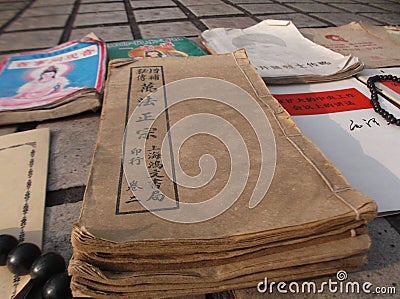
300,21,400,68
68,51,376,298
201,20,364,84
0,34,106,125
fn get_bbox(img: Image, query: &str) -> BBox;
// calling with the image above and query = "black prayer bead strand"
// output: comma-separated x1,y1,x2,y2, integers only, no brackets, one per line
0,234,73,299
367,75,400,126
0,234,18,265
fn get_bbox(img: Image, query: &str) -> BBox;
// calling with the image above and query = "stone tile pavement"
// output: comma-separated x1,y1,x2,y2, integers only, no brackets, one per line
0,0,399,298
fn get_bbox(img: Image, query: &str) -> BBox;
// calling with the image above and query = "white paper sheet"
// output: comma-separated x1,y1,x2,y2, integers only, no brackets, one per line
201,20,363,83
269,78,400,214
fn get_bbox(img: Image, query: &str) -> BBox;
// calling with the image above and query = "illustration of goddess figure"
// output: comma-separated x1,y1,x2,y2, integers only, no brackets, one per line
0,63,82,111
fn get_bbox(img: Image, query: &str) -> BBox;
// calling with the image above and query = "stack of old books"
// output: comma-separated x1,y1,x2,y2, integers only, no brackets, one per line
68,51,376,298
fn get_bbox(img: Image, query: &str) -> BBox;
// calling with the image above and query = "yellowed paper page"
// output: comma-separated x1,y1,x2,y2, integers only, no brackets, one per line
0,128,49,299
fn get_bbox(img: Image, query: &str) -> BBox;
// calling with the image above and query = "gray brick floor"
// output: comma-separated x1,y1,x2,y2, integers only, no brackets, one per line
139,21,201,38
36,115,100,191
134,7,188,22
20,5,74,17
201,16,258,29
0,0,399,298
69,25,134,42
0,0,399,54
187,4,244,16
78,3,126,13
5,14,70,31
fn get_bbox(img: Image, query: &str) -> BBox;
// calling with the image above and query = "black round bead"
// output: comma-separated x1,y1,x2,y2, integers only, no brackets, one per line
367,73,400,126
0,234,19,266
42,273,73,299
30,252,66,284
27,283,46,299
7,243,41,276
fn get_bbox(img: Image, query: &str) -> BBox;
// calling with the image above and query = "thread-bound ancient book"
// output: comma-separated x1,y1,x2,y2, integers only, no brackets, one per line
0,34,106,125
68,50,376,298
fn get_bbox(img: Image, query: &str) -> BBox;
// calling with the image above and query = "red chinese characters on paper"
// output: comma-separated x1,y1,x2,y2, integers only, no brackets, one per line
273,88,372,116
381,80,400,95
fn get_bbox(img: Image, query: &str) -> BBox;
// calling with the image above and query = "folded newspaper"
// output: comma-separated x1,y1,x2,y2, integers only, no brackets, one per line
0,34,106,125
201,20,364,84
68,50,376,298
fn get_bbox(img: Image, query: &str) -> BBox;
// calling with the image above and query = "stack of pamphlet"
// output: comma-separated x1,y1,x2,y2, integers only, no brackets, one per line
0,34,106,125
68,51,376,298
201,20,364,84
300,21,400,68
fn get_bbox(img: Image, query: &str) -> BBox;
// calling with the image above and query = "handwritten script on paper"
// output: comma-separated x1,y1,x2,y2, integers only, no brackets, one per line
270,79,400,213
0,129,49,299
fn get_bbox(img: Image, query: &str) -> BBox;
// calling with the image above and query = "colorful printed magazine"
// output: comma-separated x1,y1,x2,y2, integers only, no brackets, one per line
0,34,106,125
106,36,207,60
